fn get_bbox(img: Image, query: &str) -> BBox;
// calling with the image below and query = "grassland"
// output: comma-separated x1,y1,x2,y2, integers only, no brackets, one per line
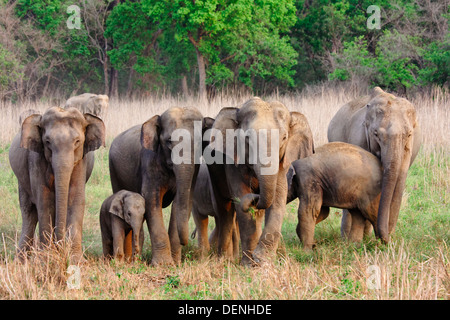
0,84,448,300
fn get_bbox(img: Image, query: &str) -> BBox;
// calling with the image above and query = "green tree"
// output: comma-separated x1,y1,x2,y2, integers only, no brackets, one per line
142,0,298,98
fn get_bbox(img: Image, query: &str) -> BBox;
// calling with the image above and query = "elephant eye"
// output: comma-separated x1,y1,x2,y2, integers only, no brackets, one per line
373,130,378,137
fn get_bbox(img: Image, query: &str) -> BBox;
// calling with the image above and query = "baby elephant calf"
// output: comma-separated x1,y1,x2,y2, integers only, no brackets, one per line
100,190,146,261
287,142,382,250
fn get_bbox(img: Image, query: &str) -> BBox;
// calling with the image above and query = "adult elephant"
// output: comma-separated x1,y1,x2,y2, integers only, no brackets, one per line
206,97,314,266
9,107,105,262
109,106,214,265
327,87,421,243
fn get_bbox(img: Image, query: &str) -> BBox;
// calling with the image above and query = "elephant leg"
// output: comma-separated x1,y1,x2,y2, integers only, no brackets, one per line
168,209,181,264
138,225,145,258
236,204,264,266
124,231,133,261
193,209,210,255
361,196,379,238
231,216,240,259
296,200,320,251
144,189,173,266
363,220,373,237
253,170,289,263
216,202,236,259
340,209,352,239
17,186,38,259
112,223,126,261
101,234,113,259
36,186,55,247
209,224,218,250
347,209,366,243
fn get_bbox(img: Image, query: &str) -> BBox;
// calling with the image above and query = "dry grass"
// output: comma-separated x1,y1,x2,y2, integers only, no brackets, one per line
0,83,448,300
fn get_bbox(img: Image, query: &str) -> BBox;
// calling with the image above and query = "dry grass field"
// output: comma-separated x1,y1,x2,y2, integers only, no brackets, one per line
0,84,448,300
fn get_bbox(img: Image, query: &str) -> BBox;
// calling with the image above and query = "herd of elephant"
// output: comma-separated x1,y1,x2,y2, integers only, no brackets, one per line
8,87,421,267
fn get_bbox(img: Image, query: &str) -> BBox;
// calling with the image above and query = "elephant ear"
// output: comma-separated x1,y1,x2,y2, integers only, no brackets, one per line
210,107,239,163
203,117,215,131
84,113,106,154
202,117,215,151
141,115,161,151
109,196,124,220
283,112,314,168
20,114,43,153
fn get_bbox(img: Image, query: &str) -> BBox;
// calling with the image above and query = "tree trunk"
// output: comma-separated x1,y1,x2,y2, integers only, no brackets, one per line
181,75,189,98
194,47,207,101
103,56,109,95
126,67,135,99
109,68,119,99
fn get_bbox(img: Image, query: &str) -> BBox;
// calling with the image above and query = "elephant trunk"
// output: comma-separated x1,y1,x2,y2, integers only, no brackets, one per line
240,169,278,212
173,164,197,246
53,152,74,242
132,226,141,256
377,138,411,243
255,169,278,210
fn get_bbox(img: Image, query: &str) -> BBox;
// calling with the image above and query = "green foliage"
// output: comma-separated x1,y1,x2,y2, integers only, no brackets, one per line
136,0,299,92
418,34,450,86
1,0,448,99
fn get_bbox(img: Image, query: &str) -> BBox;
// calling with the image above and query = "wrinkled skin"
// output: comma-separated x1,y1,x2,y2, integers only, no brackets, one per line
9,107,105,262
191,163,239,257
100,190,146,261
207,97,314,266
109,107,214,265
288,142,382,250
65,93,109,119
327,87,421,243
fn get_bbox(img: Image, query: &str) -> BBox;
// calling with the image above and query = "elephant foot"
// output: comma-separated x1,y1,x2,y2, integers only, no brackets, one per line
150,250,174,266
69,252,87,265
241,251,261,267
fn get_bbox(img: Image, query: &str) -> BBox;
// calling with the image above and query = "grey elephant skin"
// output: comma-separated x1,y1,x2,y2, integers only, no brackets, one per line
191,163,239,257
9,107,105,262
206,97,314,266
109,106,214,266
65,93,109,119
100,190,146,261
288,142,382,250
327,87,421,243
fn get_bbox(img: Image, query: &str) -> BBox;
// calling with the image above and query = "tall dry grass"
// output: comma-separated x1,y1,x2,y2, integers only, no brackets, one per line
2,83,448,150
0,83,448,300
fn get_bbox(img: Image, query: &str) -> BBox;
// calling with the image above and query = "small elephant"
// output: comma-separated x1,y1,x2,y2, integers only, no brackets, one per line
65,93,109,119
191,163,239,257
288,142,382,250
100,190,146,261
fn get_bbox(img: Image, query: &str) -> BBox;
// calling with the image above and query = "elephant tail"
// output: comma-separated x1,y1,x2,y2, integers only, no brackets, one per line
190,228,197,239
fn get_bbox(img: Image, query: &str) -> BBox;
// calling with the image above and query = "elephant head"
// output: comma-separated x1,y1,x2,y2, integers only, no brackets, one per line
109,190,146,256
140,106,214,246
210,97,314,211
20,107,105,241
364,87,420,242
